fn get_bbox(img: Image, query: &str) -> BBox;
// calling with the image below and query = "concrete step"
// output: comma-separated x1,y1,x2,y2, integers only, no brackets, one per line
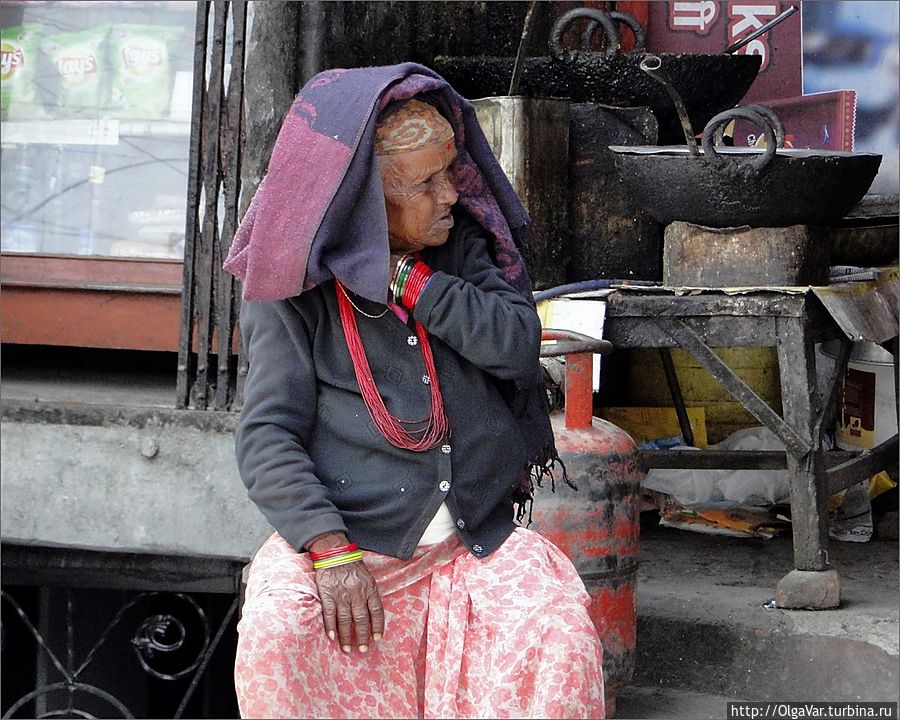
628,523,899,704
615,683,738,719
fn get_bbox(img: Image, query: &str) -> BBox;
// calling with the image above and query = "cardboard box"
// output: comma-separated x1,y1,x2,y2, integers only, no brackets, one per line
730,90,857,151
599,406,708,448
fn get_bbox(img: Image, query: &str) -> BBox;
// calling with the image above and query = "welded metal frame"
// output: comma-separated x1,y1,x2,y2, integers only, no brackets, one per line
1,543,244,719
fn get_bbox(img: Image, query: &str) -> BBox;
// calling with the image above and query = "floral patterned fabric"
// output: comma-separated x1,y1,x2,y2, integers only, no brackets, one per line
235,527,606,719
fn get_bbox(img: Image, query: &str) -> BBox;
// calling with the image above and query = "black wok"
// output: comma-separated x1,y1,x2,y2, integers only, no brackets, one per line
609,72,882,228
611,145,881,228
610,131,882,229
434,8,762,145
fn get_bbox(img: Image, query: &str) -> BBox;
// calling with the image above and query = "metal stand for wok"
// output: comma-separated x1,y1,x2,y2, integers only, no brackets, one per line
602,279,899,609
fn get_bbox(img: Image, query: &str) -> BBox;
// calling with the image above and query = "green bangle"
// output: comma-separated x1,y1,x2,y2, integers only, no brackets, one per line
393,260,414,303
390,255,407,284
390,255,413,302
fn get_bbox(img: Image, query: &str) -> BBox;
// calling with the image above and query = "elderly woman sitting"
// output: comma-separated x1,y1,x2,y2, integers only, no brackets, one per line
225,64,606,720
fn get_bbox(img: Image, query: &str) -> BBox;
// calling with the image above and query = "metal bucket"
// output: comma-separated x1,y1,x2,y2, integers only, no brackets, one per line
817,340,898,451
472,96,570,290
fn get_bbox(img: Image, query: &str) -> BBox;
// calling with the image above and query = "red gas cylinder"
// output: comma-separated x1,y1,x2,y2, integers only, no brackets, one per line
531,329,644,718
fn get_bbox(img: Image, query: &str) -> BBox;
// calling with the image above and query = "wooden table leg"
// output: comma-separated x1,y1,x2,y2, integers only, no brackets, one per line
773,315,840,609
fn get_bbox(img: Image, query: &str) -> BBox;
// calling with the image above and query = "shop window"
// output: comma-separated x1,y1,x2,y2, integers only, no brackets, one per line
1,0,197,350
1,0,195,258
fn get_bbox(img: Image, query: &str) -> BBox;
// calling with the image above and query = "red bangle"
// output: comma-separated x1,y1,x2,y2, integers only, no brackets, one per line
309,542,359,561
401,262,433,310
410,267,433,305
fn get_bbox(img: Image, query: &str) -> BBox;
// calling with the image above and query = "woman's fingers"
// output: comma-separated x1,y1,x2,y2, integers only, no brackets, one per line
368,588,385,642
351,596,371,651
319,592,338,642
314,561,383,653
336,594,355,652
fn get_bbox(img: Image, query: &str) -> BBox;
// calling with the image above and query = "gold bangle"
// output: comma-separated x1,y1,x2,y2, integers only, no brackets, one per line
312,550,364,570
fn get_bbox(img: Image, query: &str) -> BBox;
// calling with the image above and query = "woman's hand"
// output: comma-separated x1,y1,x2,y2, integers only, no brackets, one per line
309,533,385,653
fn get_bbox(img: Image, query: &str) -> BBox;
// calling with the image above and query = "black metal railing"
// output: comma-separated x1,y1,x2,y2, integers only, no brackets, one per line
177,0,248,412
1,587,239,719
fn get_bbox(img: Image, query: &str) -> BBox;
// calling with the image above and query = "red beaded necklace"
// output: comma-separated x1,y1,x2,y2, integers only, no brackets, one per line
335,281,449,451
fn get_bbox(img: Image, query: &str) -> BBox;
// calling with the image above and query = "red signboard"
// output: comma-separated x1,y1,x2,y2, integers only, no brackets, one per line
644,1,803,102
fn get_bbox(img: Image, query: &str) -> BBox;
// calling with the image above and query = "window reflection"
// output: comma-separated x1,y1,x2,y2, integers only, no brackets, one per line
1,1,196,258
803,1,900,195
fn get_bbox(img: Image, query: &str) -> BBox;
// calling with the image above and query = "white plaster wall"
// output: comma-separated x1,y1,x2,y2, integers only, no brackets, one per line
1,420,272,560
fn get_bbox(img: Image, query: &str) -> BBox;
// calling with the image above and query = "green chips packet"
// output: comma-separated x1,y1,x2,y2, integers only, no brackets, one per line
109,24,183,119
42,25,111,115
1,24,46,118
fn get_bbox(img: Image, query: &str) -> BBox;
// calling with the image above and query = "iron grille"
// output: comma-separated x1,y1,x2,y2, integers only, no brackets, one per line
177,0,248,412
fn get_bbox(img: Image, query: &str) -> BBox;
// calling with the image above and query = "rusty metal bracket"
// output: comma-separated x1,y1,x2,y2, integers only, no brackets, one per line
540,328,613,357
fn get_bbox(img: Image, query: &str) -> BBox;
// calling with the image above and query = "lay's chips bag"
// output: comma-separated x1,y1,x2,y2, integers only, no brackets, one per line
42,25,110,115
1,24,46,119
108,24,183,119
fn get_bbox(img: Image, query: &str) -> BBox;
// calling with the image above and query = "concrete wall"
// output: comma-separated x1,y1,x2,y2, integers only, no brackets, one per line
1,413,272,561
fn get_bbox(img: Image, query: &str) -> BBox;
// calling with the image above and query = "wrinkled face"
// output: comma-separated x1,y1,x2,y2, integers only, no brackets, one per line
379,140,459,254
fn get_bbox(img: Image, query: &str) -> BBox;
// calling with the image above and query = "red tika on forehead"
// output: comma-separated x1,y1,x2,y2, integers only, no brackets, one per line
375,98,455,156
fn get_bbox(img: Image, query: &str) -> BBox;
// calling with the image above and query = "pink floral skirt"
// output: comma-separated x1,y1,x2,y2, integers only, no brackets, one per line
235,527,605,719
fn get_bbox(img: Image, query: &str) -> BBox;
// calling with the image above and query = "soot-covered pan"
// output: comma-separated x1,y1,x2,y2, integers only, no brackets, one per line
609,56,882,228
434,7,765,144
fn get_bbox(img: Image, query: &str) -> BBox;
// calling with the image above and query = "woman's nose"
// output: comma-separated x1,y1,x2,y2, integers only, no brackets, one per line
435,172,458,206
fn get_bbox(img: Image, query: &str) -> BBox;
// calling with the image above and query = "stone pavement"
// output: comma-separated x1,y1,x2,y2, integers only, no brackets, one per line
612,517,899,718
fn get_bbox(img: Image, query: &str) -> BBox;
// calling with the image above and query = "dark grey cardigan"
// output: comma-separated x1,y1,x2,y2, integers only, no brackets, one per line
236,211,542,560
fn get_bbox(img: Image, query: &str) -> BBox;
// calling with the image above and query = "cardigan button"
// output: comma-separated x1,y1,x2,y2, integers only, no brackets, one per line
439,480,450,492
456,519,465,529
441,444,451,454
421,374,430,385
472,544,483,554
407,335,418,346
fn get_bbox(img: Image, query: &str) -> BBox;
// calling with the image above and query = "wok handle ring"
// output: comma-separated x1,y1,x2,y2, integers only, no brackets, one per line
702,106,780,171
550,8,619,61
710,103,785,149
581,10,646,53
743,104,786,147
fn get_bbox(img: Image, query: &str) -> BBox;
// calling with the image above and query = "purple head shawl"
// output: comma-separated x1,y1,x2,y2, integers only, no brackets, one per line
224,63,561,514
224,62,533,303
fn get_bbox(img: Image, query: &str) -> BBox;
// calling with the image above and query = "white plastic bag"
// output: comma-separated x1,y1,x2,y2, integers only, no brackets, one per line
643,426,791,507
